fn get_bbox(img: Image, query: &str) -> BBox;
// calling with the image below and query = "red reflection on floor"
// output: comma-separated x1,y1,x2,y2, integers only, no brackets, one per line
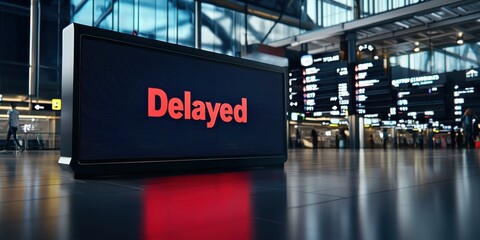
143,172,252,240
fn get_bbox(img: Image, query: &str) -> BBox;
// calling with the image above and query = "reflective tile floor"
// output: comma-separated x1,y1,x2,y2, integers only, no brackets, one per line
1,149,480,240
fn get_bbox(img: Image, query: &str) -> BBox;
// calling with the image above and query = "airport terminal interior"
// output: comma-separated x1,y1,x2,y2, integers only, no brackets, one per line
1,0,480,239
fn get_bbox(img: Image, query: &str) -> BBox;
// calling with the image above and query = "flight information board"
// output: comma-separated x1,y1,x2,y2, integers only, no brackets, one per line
452,69,480,123
288,53,349,118
354,59,392,119
288,68,304,113
393,74,447,121
453,85,480,123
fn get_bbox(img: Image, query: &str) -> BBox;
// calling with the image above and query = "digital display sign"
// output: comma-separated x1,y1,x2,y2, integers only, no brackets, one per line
288,68,304,113
466,68,479,81
392,74,446,120
395,86,446,120
290,53,349,118
392,74,447,122
59,24,287,177
453,84,480,123
354,60,392,118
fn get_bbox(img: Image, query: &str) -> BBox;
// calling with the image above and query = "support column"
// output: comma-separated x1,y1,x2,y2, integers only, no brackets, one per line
353,0,361,20
346,32,362,149
194,0,201,49
29,0,40,108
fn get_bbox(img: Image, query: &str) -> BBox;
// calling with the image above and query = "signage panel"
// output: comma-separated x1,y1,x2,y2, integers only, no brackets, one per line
393,73,447,122
297,53,349,117
60,24,287,177
354,60,392,118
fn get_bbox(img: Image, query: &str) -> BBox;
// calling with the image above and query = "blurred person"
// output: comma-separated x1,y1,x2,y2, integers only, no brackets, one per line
450,128,456,149
295,128,302,148
412,131,417,148
369,134,375,149
456,129,463,149
4,103,24,152
382,128,388,149
335,133,339,149
311,128,318,149
461,108,478,149
418,131,424,149
339,128,347,149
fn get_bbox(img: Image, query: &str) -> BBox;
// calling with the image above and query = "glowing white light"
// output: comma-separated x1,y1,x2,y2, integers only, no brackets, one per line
424,111,434,116
301,55,313,67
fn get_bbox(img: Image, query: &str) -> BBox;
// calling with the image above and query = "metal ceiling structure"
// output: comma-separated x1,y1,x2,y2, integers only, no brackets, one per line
267,0,480,56
202,0,315,30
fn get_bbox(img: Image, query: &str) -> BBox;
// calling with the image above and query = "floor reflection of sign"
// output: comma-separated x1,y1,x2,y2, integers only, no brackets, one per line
52,99,61,110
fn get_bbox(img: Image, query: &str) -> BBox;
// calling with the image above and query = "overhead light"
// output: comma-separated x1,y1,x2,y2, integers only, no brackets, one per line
373,55,379,60
431,12,442,19
457,32,464,45
290,36,300,47
301,55,313,67
413,42,420,52
394,21,410,29
291,41,301,47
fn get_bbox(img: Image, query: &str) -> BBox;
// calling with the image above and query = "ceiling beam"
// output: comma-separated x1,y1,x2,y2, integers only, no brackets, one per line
357,11,480,44
202,0,315,30
268,0,476,47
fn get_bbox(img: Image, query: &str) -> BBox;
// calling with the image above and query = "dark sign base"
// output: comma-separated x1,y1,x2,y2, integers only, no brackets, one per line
58,157,286,179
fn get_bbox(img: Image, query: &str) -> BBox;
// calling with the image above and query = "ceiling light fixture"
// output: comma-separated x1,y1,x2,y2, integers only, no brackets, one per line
291,41,301,47
456,32,464,45
413,42,420,52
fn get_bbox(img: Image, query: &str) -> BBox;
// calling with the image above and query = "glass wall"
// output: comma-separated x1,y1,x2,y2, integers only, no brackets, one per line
305,0,354,27
72,0,195,47
201,3,242,56
0,0,69,99
304,0,426,27
361,0,426,17
390,41,480,76
71,0,428,56
71,0,306,56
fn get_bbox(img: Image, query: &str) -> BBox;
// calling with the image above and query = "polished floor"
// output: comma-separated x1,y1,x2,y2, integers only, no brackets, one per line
1,149,480,240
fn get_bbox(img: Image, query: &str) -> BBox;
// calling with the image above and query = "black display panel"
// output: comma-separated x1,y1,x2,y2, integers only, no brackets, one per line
288,53,349,118
452,69,480,124
396,86,446,121
288,68,304,113
393,74,447,122
60,24,287,177
354,60,393,119
453,85,480,123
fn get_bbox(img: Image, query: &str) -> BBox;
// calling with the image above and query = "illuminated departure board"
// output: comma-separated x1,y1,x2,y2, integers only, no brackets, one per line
452,69,480,123
354,59,392,118
288,68,304,113
290,53,349,117
466,68,479,82
393,74,447,121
